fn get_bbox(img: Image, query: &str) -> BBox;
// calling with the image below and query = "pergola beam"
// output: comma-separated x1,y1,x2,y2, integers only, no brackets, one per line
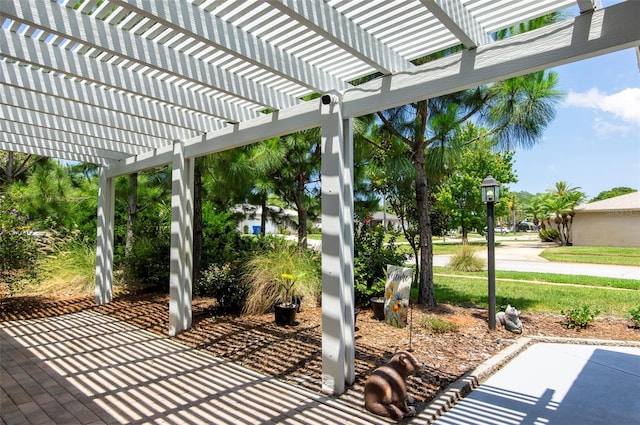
577,0,602,14
105,0,640,178
4,1,298,112
343,0,640,116
0,140,107,165
0,30,252,124
0,60,222,133
0,104,168,153
419,0,492,49
110,0,350,94
268,0,413,74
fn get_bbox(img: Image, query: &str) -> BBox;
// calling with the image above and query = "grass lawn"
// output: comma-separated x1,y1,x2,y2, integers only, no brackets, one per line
432,274,640,317
540,246,640,266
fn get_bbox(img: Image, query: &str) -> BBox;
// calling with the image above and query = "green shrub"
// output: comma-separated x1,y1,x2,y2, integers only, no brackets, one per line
629,306,640,328
561,305,600,329
539,228,560,243
354,225,405,306
196,264,247,314
119,236,170,291
0,200,39,293
418,317,459,334
448,245,485,272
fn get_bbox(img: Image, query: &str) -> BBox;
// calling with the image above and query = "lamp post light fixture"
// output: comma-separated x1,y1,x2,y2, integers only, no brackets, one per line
481,175,499,330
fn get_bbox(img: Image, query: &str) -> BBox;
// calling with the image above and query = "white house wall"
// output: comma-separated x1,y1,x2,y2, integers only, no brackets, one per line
572,211,640,248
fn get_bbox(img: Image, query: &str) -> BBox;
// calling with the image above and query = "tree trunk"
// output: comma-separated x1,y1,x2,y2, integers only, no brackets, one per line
193,163,203,286
296,201,307,248
414,100,436,307
260,195,267,236
6,151,14,184
125,173,138,255
415,154,436,307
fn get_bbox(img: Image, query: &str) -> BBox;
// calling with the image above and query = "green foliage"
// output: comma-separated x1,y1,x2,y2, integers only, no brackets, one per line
433,124,517,240
195,264,247,314
119,236,170,292
629,306,640,328
448,245,485,272
353,224,405,306
418,317,459,334
31,240,96,296
590,187,637,203
200,205,249,269
539,228,559,242
242,240,320,315
0,199,39,293
561,305,600,329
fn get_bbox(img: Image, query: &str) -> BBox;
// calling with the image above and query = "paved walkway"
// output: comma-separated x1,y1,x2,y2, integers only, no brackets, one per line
430,342,640,425
1,311,388,425
433,240,640,280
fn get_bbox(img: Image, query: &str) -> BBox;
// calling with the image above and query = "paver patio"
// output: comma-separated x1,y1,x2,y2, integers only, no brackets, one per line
1,311,389,425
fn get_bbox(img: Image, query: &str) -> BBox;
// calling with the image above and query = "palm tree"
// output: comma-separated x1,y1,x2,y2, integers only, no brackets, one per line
522,195,546,229
545,181,586,245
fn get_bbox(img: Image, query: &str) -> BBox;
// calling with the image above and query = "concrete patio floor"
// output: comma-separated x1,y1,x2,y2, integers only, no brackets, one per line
430,342,640,425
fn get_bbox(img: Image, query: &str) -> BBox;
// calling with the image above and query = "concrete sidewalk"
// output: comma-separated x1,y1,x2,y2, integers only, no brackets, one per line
428,342,640,425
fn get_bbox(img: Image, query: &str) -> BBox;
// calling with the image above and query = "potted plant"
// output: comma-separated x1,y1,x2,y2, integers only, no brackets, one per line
368,275,387,321
274,273,299,326
242,239,321,319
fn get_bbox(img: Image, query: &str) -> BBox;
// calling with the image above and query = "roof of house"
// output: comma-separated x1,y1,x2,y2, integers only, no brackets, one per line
371,211,398,221
574,191,640,212
232,204,297,218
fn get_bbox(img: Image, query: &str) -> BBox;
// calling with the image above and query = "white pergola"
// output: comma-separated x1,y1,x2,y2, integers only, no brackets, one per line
1,0,639,395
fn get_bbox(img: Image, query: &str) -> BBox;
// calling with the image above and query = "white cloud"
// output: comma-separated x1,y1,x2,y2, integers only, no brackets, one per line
563,87,640,126
592,117,631,138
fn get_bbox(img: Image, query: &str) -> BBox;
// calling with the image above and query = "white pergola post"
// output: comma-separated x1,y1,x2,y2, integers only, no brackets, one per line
320,96,355,395
342,117,355,385
169,140,194,336
95,166,114,305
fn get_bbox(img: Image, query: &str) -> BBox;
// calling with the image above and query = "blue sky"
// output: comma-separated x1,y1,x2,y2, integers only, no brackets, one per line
510,4,640,201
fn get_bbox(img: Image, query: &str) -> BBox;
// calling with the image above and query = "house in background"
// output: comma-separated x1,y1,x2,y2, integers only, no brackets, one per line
571,192,640,247
232,204,299,234
369,211,402,230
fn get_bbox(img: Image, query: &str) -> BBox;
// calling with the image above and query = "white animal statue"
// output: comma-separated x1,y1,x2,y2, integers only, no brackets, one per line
496,305,523,333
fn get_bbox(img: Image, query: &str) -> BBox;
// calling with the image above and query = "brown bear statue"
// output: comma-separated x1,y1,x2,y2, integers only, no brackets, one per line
364,351,424,420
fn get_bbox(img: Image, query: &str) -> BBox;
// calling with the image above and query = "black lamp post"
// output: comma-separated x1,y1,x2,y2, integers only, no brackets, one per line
481,175,499,330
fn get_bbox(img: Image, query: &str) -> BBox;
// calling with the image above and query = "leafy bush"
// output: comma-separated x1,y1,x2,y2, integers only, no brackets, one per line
629,306,640,328
354,225,405,306
539,228,560,243
195,264,247,314
242,241,321,315
119,236,170,291
561,304,600,329
448,245,485,272
0,200,39,293
418,317,459,334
